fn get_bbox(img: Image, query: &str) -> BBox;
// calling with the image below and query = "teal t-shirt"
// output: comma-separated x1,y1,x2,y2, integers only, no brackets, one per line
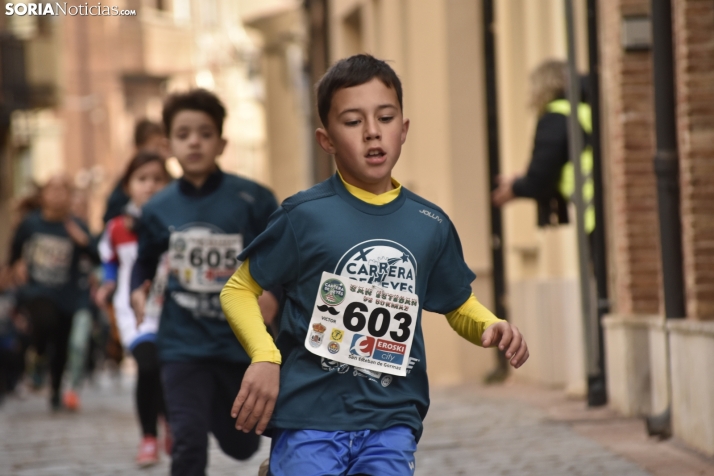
239,173,476,440
138,171,278,363
10,211,91,315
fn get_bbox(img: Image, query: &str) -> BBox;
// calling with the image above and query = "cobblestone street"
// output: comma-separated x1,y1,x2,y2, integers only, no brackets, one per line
2,370,713,476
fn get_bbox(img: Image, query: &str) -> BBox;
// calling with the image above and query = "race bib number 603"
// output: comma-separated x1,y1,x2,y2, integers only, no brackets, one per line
304,271,419,377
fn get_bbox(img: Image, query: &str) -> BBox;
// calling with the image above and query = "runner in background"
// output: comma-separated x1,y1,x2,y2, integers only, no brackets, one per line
103,120,169,225
102,119,170,372
63,187,100,411
0,264,28,404
10,174,92,411
130,89,280,476
96,151,172,467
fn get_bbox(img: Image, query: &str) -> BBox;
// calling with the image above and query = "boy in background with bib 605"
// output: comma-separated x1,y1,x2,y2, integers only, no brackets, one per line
221,55,530,476
130,89,279,476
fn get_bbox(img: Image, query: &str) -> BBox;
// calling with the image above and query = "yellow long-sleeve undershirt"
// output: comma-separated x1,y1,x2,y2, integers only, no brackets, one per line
219,174,504,364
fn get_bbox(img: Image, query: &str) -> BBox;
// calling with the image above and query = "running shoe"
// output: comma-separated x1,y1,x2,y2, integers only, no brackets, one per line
63,390,80,412
136,436,159,467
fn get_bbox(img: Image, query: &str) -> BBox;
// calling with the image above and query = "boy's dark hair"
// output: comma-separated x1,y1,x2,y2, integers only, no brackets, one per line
121,151,171,189
162,89,226,136
15,185,42,219
134,119,164,147
316,54,403,127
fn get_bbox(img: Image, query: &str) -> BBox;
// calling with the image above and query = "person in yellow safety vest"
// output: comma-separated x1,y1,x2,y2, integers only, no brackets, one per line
492,60,595,234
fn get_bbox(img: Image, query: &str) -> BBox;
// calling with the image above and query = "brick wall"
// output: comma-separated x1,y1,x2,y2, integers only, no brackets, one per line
599,0,662,315
673,0,714,320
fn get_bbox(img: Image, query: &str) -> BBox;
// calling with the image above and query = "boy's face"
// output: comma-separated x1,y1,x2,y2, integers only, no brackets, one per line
169,110,226,180
41,176,72,216
316,78,409,194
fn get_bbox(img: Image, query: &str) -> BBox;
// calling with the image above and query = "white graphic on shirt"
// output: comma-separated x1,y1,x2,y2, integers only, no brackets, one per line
25,234,73,286
334,239,417,293
321,240,420,385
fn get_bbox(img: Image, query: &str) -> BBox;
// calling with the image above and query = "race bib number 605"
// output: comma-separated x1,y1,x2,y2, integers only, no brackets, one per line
169,231,243,293
304,271,419,377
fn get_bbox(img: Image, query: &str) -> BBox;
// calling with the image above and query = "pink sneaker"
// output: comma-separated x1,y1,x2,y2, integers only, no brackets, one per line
136,436,159,467
62,390,80,412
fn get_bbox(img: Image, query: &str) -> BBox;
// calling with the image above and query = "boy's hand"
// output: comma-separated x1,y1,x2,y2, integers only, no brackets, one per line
231,362,280,435
130,280,151,325
12,260,28,286
481,321,529,368
64,219,90,247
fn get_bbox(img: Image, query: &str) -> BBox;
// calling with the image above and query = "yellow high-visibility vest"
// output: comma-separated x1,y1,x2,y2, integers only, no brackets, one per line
547,99,595,234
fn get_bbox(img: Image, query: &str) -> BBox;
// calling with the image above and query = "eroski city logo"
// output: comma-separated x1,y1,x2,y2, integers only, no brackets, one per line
334,239,417,293
350,334,375,357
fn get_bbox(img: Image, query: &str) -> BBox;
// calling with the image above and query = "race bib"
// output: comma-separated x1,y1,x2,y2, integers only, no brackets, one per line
168,231,243,293
27,234,73,286
305,271,419,377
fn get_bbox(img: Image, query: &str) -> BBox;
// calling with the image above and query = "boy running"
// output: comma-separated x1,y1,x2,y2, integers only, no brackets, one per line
10,174,93,411
130,89,279,476
220,54,529,476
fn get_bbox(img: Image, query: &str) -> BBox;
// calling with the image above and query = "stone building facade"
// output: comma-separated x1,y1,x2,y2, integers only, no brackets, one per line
600,0,714,457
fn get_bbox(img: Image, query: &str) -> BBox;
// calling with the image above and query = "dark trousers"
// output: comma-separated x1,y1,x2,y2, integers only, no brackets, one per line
21,297,74,398
132,342,166,437
162,360,261,476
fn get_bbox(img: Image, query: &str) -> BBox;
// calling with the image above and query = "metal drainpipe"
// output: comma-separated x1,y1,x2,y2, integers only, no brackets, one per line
564,0,602,406
305,0,332,184
586,0,609,407
482,0,510,382
646,0,686,438
587,0,610,407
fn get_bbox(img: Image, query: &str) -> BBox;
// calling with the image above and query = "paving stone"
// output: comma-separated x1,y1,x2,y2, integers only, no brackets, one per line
0,372,270,476
415,387,651,476
3,373,713,475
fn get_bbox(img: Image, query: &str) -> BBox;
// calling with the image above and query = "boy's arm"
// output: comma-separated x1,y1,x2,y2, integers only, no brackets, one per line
444,294,502,345
220,259,280,436
130,209,169,321
446,295,529,368
9,218,30,265
9,219,30,285
130,213,164,292
220,259,281,364
65,216,91,250
96,227,118,306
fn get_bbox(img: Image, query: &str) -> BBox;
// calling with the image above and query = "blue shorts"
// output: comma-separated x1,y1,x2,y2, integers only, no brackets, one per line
269,426,417,476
